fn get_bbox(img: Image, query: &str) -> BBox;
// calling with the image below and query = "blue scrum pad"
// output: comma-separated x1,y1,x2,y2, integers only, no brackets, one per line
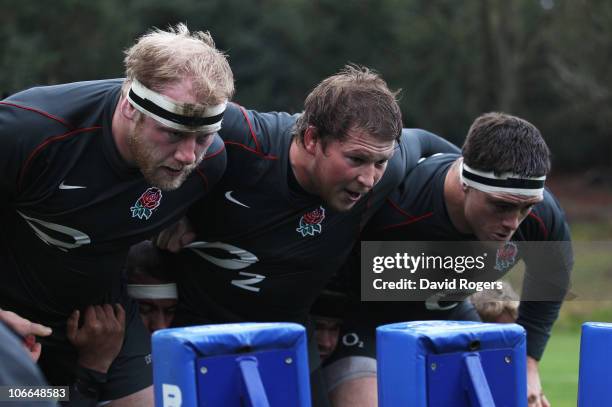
377,320,527,407
152,322,311,406
578,322,612,406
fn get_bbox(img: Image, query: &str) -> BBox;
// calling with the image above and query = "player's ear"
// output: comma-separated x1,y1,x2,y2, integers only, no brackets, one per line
120,97,138,121
303,126,320,155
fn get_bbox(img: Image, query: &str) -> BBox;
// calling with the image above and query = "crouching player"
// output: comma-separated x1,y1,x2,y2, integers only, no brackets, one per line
327,113,573,407
126,241,178,334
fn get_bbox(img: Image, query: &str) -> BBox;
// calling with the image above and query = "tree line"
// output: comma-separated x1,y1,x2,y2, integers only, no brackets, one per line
1,0,610,171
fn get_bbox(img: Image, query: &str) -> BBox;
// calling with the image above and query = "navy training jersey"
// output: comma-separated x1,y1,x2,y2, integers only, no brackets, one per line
0,80,226,328
174,103,461,325
362,153,573,359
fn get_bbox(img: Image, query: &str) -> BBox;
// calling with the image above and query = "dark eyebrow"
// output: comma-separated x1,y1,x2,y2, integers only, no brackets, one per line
345,148,394,162
488,197,538,208
157,125,212,138
157,124,184,134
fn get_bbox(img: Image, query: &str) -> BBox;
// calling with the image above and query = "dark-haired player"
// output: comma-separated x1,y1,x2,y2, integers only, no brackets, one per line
159,65,461,406
126,240,178,333
327,113,572,407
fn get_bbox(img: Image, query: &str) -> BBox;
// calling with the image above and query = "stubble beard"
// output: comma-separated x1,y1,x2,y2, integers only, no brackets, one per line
127,127,201,191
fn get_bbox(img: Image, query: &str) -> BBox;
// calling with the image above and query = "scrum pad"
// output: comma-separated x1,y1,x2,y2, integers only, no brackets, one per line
152,322,311,407
578,322,612,406
377,320,526,407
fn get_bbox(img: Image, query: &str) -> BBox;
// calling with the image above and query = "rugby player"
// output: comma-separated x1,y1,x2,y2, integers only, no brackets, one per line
126,241,178,333
158,65,461,406
0,24,233,405
326,112,572,407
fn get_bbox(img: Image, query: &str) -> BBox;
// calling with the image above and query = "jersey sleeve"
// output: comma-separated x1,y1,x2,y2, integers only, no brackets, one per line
401,128,461,164
0,98,66,206
219,102,298,153
1,84,81,206
516,190,573,360
0,101,28,204
516,301,562,361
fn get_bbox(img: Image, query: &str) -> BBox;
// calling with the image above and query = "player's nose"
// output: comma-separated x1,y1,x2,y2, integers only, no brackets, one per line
174,136,197,165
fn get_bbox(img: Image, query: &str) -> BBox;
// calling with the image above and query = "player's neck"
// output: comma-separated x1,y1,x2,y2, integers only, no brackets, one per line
444,158,472,234
289,139,318,195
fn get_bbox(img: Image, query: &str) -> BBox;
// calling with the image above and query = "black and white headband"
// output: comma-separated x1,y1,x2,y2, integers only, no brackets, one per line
461,161,545,198
127,283,178,300
127,79,226,133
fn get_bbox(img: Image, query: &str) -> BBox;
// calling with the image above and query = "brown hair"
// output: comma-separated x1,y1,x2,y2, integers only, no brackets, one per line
125,241,174,283
122,23,234,106
462,112,550,177
294,64,402,146
470,283,519,323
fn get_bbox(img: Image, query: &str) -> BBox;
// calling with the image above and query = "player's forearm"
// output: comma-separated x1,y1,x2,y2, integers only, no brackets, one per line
516,300,562,360
62,366,108,407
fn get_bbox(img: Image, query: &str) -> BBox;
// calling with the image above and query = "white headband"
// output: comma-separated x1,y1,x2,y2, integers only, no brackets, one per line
127,283,178,300
127,79,226,133
461,162,545,198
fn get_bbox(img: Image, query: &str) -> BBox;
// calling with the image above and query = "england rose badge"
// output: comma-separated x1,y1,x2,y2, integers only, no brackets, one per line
296,206,326,237
131,187,163,220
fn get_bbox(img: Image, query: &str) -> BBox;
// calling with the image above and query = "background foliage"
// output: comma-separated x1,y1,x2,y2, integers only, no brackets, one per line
1,0,611,171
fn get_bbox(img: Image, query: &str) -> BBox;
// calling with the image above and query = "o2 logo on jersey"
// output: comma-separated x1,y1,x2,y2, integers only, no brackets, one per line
187,241,264,292
342,332,364,348
17,211,91,251
296,206,326,237
494,241,518,272
130,187,162,220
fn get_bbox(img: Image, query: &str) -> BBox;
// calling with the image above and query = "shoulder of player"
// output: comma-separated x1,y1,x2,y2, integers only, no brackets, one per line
399,152,456,200
219,102,296,159
2,79,120,131
1,80,117,154
386,128,453,173
520,188,569,241
380,162,445,222
380,136,457,196
398,128,455,155
1,82,117,192
411,152,458,176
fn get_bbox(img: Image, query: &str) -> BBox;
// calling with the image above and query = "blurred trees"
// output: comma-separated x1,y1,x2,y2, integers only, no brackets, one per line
1,0,609,171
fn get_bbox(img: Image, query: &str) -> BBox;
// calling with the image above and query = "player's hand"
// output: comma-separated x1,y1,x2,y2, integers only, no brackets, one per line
0,308,52,362
527,356,550,407
154,216,195,252
66,304,125,373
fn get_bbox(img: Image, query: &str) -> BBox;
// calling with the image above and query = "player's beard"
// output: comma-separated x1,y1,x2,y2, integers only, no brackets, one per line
127,123,202,191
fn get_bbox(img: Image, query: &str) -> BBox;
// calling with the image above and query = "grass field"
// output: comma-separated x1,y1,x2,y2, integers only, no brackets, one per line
540,302,612,406
540,328,580,406
518,179,612,406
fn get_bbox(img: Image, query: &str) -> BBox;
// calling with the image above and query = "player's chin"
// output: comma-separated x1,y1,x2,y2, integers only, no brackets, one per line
149,170,190,191
329,197,358,212
337,189,365,210
489,232,513,242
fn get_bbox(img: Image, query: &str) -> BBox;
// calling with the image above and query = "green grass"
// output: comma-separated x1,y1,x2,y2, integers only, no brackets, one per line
526,219,612,406
483,219,611,404
540,328,580,407
569,222,612,241
540,302,612,406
